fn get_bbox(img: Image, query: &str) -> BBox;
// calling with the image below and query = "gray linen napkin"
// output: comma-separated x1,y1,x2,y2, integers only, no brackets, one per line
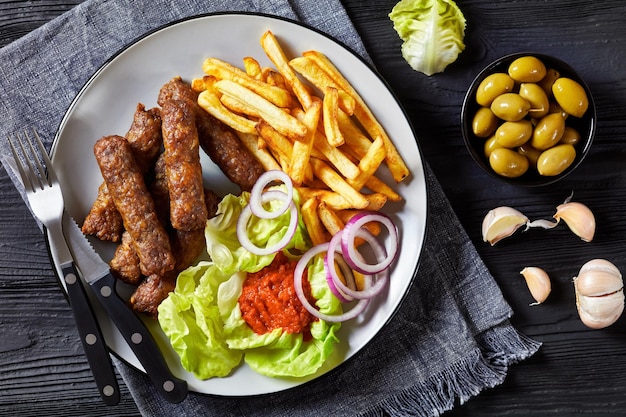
0,0,541,416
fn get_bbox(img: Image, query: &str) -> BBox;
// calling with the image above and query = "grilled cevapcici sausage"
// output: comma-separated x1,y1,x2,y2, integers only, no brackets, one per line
82,103,162,241
158,76,264,191
94,135,175,277
161,98,208,231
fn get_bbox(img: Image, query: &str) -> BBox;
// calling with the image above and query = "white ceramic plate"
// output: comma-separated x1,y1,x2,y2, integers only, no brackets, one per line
48,13,427,396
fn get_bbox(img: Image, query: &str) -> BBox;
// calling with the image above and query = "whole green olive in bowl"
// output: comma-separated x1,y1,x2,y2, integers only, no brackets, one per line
461,52,596,186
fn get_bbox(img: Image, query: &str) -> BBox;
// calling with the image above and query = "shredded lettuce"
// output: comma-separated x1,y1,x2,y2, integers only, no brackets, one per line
389,0,466,75
158,191,341,379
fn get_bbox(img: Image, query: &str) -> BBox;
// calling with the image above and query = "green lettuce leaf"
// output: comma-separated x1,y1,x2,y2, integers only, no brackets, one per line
389,0,466,75
158,191,341,379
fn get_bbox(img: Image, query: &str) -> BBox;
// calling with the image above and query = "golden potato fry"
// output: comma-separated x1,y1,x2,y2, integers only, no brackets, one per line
337,109,372,159
293,107,359,181
243,56,263,79
289,56,355,115
323,86,345,147
255,120,294,165
349,136,386,190
290,98,321,186
317,201,345,236
215,79,307,140
310,158,368,209
260,30,313,109
364,176,402,202
203,57,292,108
191,75,215,92
235,131,281,172
301,197,330,246
220,94,260,119
303,50,410,182
197,87,257,134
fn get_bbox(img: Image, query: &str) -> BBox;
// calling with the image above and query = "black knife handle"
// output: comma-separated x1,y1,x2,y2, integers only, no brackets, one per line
89,272,188,403
61,263,120,405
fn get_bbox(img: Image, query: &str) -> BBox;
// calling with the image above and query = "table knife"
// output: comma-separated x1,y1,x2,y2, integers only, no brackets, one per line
63,214,188,404
45,215,120,406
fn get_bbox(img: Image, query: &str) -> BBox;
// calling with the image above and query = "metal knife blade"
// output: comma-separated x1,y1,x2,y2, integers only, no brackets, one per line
63,214,188,404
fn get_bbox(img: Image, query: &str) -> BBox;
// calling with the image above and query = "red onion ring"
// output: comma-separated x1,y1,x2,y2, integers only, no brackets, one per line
236,193,299,256
324,247,356,303
327,230,388,300
294,243,370,322
341,211,399,275
249,170,293,219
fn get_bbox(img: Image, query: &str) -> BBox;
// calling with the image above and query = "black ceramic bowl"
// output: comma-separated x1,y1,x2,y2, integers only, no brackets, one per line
461,52,596,186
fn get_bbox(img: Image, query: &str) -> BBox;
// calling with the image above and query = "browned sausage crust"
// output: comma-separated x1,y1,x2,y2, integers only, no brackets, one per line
196,112,265,191
82,103,162,241
94,135,175,277
158,76,265,191
161,98,208,231
109,231,142,284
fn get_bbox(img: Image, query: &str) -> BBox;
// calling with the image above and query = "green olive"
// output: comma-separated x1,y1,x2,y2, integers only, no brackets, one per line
518,143,542,167
552,77,589,118
548,101,569,120
559,126,582,145
538,68,560,97
483,135,502,158
489,148,529,178
490,93,531,121
519,83,549,118
476,73,515,106
508,56,547,83
495,120,533,148
472,107,500,138
530,113,566,150
537,144,576,176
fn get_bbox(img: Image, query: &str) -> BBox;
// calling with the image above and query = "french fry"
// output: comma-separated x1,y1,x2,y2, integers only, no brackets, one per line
220,94,261,119
243,56,263,79
322,86,345,147
260,30,313,109
337,109,372,159
215,79,307,140
303,50,410,182
364,176,402,202
191,75,215,92
235,131,282,172
317,201,345,236
349,136,386,190
197,87,257,134
310,158,369,209
203,57,292,108
289,98,321,186
293,107,360,181
289,56,355,115
255,120,293,165
301,197,330,246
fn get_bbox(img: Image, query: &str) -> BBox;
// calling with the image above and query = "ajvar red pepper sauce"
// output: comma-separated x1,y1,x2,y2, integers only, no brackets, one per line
239,252,318,340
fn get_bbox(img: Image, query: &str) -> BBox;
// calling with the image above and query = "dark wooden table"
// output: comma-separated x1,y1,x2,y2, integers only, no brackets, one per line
2,0,626,416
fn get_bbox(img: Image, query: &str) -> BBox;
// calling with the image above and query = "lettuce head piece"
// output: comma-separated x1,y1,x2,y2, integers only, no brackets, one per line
389,0,466,75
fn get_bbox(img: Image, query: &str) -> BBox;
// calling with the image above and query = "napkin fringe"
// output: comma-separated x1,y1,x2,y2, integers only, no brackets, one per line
363,323,541,417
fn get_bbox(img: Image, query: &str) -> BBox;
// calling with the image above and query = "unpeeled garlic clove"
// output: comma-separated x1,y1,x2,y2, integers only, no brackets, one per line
553,201,595,242
573,258,624,329
520,267,551,305
482,206,529,246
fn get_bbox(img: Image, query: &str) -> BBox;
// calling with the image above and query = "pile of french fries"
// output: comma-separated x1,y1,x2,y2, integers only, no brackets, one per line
193,30,410,246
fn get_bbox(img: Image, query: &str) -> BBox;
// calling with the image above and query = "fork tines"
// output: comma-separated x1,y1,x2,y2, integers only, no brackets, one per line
8,129,54,192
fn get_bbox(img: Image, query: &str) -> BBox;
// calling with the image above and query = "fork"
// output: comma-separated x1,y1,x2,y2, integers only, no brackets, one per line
7,129,120,406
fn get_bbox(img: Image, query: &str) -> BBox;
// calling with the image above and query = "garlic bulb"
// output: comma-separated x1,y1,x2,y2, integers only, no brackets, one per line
520,267,551,305
574,259,624,329
482,207,529,245
554,201,595,242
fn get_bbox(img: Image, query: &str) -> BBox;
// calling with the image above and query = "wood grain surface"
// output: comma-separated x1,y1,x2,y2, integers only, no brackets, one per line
1,0,626,416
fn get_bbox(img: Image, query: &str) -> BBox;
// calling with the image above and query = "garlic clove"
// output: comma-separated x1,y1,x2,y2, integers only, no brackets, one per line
482,206,529,245
573,258,624,329
576,290,625,329
520,267,551,305
553,201,595,242
579,258,622,278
